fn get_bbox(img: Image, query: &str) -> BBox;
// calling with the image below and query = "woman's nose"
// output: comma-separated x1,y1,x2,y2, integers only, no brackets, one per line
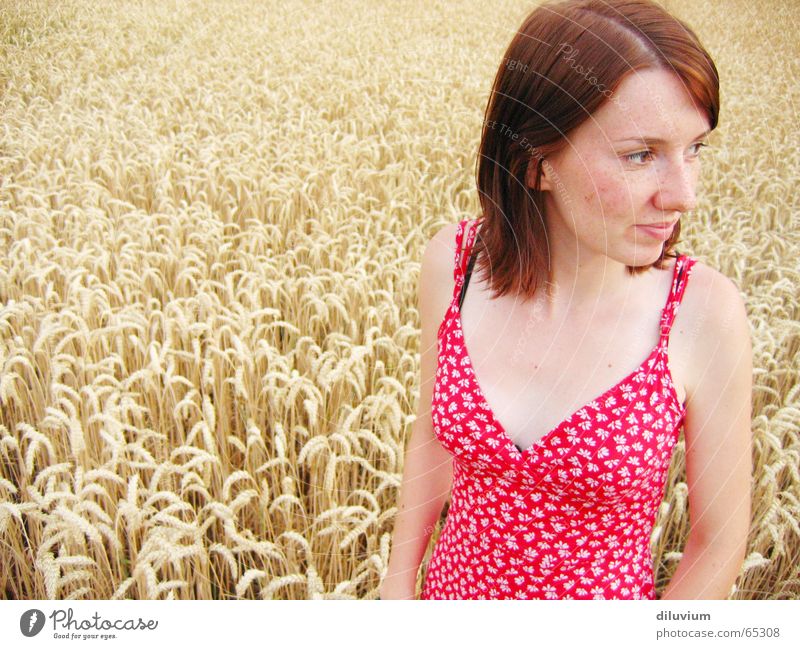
654,159,697,213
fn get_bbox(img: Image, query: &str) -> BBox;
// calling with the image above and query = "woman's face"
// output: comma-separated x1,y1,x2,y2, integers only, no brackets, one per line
530,67,712,268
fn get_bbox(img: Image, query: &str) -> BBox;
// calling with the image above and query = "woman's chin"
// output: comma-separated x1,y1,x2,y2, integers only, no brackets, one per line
623,246,666,268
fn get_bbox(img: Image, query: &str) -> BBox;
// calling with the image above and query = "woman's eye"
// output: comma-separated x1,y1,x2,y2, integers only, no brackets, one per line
690,142,709,156
625,150,653,164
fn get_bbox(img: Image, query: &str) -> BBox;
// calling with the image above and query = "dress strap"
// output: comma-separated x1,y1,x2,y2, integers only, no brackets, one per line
658,254,697,346
458,245,478,310
451,219,480,300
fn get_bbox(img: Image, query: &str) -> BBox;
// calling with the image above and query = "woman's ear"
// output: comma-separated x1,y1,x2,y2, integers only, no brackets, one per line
525,156,554,191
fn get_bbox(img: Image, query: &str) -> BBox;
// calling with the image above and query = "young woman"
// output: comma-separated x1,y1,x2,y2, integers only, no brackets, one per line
381,0,752,599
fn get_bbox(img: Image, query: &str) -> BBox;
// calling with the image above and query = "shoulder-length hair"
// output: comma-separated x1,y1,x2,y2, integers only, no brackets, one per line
472,0,719,299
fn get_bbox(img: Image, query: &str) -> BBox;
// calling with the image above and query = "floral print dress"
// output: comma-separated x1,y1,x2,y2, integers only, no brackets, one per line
420,218,696,599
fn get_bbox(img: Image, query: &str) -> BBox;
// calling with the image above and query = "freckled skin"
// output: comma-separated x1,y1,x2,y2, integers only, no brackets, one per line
527,68,711,288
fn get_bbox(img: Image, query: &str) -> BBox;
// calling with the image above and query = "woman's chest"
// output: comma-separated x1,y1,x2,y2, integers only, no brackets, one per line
456,292,691,453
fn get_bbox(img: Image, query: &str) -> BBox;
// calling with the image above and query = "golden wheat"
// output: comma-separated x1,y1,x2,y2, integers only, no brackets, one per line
0,0,798,600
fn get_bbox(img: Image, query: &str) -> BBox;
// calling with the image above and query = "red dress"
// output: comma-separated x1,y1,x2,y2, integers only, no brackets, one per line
420,218,696,600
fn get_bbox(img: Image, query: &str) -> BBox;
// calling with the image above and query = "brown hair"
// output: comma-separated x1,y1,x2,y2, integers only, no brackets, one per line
472,0,719,299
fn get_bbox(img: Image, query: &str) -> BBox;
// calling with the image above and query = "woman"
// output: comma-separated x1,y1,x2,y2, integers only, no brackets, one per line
381,0,752,599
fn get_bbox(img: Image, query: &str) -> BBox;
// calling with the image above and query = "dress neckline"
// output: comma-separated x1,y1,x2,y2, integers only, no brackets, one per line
452,254,687,457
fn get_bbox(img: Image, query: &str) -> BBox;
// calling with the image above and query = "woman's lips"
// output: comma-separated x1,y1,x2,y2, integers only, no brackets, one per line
636,222,676,240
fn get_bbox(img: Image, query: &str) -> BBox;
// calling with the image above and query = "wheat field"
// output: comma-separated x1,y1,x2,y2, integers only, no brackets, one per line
0,0,798,600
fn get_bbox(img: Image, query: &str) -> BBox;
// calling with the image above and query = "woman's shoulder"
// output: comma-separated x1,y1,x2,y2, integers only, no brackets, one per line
674,257,751,394
678,257,747,320
426,218,477,247
420,218,476,277
427,220,461,248
421,221,458,272
417,221,465,333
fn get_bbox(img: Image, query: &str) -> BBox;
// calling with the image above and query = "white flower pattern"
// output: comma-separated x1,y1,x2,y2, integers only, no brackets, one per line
420,219,696,600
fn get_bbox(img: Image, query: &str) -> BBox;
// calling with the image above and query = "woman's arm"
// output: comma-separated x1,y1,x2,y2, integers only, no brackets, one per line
380,224,459,599
379,419,453,599
660,266,753,599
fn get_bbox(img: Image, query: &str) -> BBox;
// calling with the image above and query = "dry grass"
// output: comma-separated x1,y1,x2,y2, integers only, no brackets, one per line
0,0,798,599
